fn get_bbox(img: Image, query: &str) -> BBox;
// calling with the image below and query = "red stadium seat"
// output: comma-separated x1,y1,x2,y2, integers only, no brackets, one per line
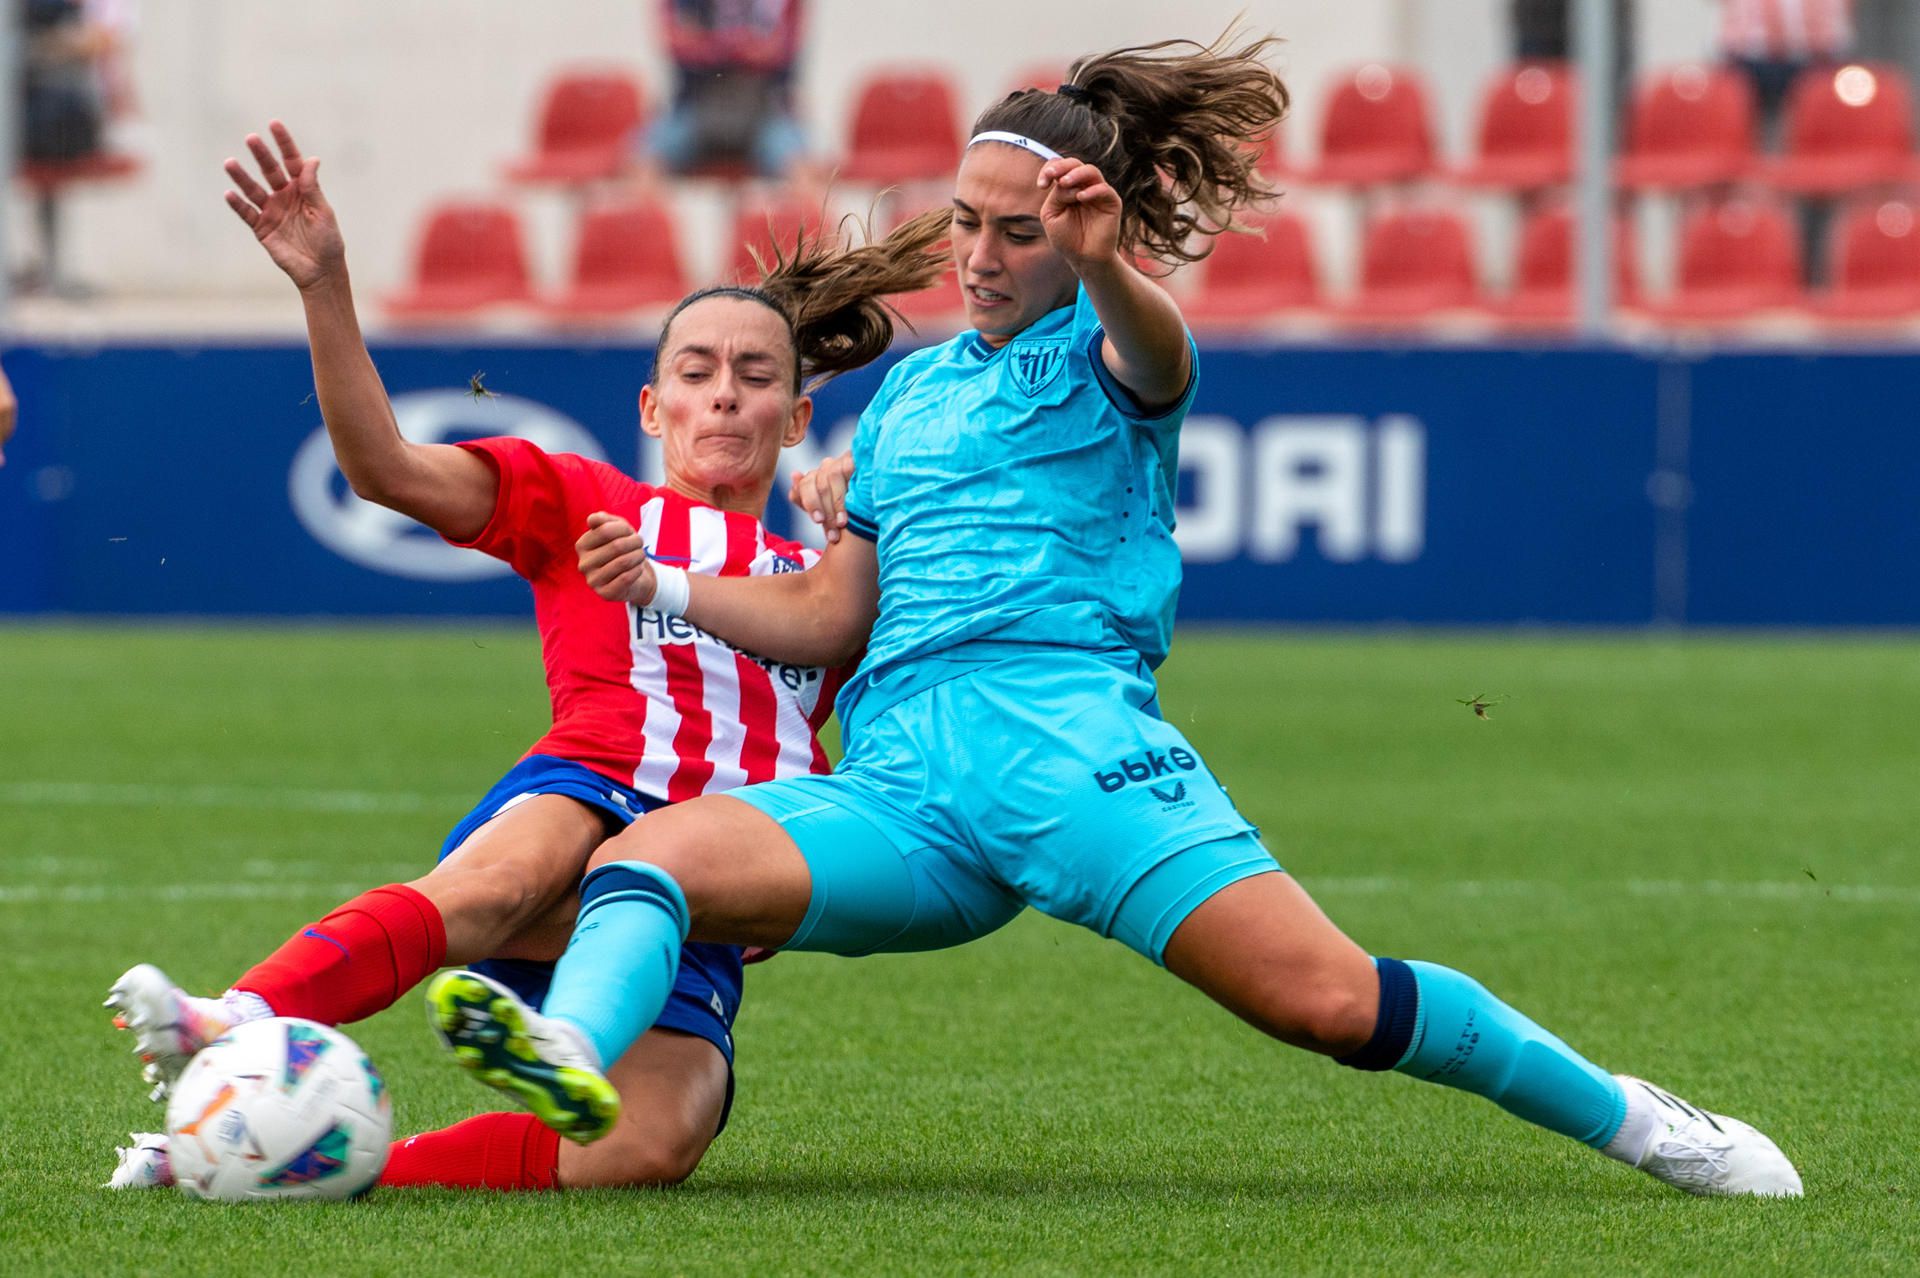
1304,64,1436,186
1338,207,1480,320
1454,61,1575,191
504,68,646,185
1617,63,1758,190
542,197,688,319
1807,196,1920,320
1490,204,1639,324
840,69,965,184
725,194,827,285
384,201,534,318
1765,63,1917,194
1184,211,1320,327
1645,197,1802,321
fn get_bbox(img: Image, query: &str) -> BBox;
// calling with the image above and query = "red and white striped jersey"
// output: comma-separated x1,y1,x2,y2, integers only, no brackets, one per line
450,436,844,802
1720,0,1853,61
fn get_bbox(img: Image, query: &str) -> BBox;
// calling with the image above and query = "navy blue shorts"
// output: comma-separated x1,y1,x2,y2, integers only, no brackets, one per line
439,755,746,1128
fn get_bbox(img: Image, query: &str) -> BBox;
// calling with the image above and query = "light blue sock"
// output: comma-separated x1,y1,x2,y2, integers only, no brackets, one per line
1396,960,1628,1147
542,861,689,1069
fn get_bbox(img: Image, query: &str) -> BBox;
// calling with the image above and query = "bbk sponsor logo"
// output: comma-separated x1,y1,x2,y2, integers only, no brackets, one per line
633,606,823,696
1095,747,1199,810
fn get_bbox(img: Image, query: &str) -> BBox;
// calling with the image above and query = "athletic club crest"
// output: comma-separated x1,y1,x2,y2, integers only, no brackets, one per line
1008,338,1069,396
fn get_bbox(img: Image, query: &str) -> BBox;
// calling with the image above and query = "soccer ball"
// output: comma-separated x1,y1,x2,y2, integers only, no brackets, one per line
164,1017,391,1202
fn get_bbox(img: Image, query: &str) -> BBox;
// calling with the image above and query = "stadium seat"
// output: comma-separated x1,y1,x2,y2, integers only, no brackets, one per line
1644,197,1802,321
1304,64,1436,186
542,197,688,319
1454,61,1575,191
1489,204,1639,325
384,201,534,318
1337,206,1480,320
1184,210,1320,327
503,68,646,185
839,69,965,184
725,194,827,285
1806,196,1920,320
1617,63,1758,190
1765,63,1917,195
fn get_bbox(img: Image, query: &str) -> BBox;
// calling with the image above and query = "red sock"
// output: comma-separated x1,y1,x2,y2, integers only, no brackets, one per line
233,884,446,1025
379,1113,561,1191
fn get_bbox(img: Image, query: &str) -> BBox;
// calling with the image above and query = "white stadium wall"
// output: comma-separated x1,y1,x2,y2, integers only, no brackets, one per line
18,0,1717,310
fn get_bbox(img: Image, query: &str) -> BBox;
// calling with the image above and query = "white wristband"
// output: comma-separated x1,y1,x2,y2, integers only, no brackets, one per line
648,563,691,617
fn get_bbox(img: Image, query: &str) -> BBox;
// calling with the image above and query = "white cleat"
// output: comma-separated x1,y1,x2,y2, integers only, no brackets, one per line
104,1132,174,1190
103,964,235,1102
1604,1075,1804,1198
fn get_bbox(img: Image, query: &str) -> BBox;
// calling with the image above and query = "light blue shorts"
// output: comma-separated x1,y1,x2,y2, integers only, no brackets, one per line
731,649,1277,964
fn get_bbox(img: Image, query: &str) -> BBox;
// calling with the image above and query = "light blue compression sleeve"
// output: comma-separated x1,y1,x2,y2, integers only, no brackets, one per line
541,861,689,1068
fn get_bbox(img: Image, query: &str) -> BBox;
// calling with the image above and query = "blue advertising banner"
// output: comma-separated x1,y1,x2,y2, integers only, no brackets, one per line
0,338,1913,625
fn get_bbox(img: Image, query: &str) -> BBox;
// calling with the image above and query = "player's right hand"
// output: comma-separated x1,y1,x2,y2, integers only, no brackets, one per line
577,512,658,605
788,452,854,544
223,120,346,293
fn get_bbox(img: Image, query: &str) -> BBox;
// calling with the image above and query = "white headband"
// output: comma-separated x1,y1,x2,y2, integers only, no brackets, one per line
967,130,1062,162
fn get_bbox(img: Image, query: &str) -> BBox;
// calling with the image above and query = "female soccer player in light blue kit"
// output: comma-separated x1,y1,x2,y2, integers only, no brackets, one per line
432,32,1801,1198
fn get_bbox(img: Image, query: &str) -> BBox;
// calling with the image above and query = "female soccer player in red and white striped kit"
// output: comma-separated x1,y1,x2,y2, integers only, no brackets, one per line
104,120,944,1193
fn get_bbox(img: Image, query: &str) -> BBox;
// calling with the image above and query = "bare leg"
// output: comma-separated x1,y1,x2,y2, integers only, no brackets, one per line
558,1029,730,1188
583,794,816,947
411,794,606,964
1160,871,1379,1056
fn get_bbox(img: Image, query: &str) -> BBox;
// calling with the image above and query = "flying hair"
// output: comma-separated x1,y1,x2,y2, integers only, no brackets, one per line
653,207,954,393
972,25,1290,266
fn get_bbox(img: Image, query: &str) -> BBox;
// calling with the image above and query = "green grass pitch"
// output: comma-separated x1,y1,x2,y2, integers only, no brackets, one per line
1,624,1913,1275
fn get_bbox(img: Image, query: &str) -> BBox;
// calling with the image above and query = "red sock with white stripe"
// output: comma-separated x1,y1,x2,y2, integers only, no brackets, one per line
232,884,446,1025
379,1113,561,1191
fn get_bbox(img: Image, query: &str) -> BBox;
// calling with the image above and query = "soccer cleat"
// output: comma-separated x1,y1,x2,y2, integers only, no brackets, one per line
1604,1075,1804,1197
425,969,619,1144
104,964,235,1102
104,1132,174,1190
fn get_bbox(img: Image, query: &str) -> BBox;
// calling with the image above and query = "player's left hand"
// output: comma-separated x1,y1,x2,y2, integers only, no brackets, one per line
788,452,854,544
577,512,658,605
1037,157,1122,271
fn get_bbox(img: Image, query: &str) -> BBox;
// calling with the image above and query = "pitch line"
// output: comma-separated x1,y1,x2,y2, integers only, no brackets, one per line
1310,875,1920,907
0,780,465,815
0,881,374,905
0,875,1913,909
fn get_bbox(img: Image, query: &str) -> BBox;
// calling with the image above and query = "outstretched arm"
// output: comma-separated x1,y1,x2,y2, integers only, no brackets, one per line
1036,156,1192,411
226,121,494,541
578,512,877,668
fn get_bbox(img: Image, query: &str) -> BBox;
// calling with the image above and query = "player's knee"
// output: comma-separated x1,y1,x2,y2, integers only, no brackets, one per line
1241,965,1377,1056
569,1107,715,1189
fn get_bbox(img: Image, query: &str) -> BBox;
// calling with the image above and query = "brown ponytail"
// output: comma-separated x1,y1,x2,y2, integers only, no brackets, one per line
971,27,1289,265
754,207,954,388
651,207,951,392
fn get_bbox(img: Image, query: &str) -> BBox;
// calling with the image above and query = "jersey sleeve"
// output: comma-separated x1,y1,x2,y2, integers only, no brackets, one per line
1086,326,1200,430
446,436,575,579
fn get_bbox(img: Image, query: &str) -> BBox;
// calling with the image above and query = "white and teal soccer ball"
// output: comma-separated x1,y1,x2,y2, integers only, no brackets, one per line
164,1017,391,1202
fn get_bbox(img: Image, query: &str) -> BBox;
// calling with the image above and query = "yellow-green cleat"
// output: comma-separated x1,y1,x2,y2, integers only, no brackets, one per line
425,970,619,1143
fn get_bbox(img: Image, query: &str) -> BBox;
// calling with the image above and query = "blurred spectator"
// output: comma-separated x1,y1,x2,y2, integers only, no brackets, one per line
639,0,810,180
1510,0,1635,103
1718,0,1855,142
83,0,142,151
20,0,105,164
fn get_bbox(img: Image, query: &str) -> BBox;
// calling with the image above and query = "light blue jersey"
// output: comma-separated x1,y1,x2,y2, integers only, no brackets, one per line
838,286,1197,733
